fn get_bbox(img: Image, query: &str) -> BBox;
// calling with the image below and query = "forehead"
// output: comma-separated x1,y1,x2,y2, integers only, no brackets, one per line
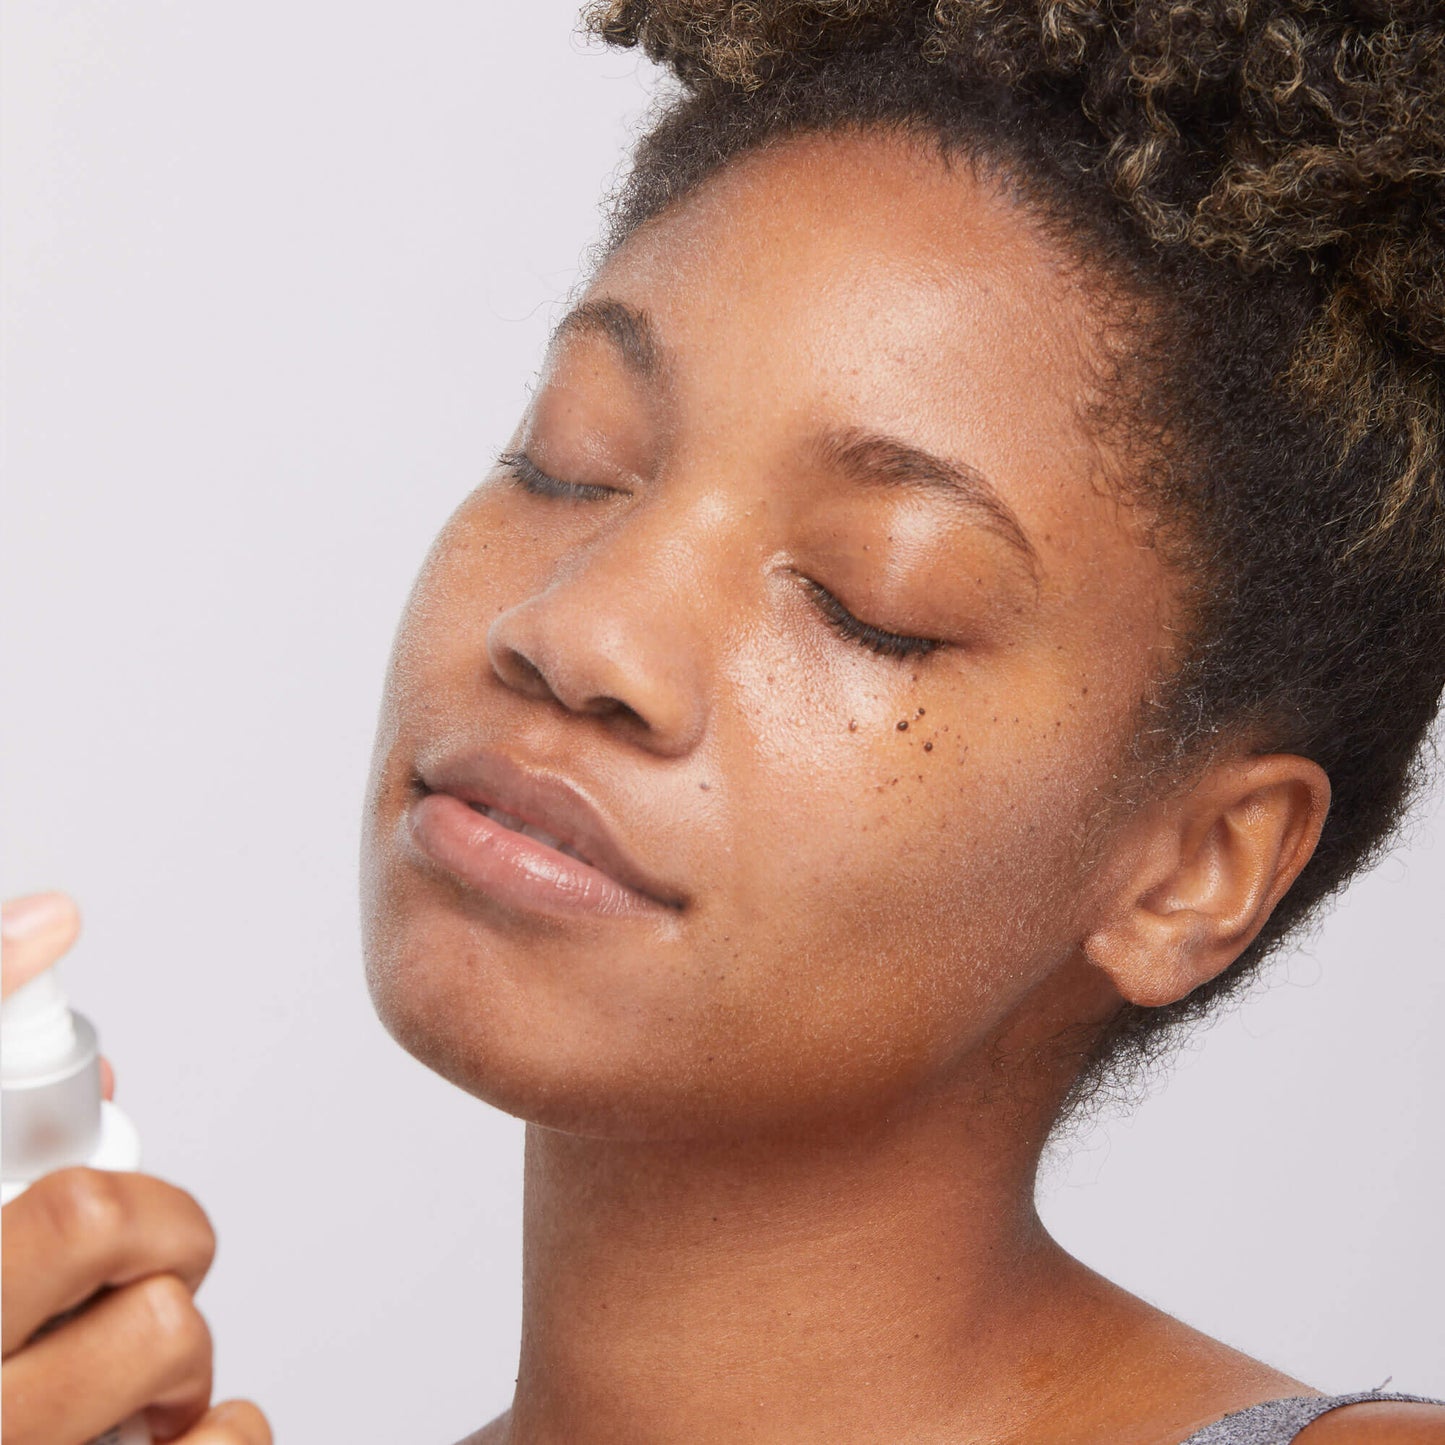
582,129,1103,480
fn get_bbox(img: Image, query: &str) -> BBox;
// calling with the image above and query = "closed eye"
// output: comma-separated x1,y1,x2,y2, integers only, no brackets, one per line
798,574,943,660
495,450,941,659
496,448,623,501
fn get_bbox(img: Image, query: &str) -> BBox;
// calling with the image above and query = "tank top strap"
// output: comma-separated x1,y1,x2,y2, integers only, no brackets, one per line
1178,1389,1445,1444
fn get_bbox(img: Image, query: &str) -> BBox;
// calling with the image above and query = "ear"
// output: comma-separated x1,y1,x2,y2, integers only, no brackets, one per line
1082,754,1331,1008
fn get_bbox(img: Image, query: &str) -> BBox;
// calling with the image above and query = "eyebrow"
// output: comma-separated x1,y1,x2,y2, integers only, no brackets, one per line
550,297,664,381
549,297,1038,575
806,426,1040,577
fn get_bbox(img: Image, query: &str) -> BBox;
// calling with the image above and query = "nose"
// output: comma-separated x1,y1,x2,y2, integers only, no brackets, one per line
485,505,710,756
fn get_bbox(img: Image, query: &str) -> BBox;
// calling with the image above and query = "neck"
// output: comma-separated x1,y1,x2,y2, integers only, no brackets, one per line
500,1048,1100,1444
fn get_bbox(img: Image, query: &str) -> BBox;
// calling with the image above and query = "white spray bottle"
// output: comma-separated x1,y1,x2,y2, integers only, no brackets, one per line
1,967,150,1445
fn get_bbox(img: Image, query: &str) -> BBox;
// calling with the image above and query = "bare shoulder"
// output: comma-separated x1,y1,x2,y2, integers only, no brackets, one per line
450,1412,510,1445
1069,1264,1445,1443
1087,1272,1445,1443
1295,1401,1445,1442
1046,1256,1318,1440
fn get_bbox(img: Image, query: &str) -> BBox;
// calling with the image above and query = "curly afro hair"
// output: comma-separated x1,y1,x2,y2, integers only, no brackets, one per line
579,0,1445,1121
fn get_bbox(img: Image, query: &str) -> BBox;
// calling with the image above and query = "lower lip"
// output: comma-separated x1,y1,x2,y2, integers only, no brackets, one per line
405,790,667,919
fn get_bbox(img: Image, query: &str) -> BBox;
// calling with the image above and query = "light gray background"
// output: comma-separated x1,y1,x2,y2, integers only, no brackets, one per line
2,4,1441,1441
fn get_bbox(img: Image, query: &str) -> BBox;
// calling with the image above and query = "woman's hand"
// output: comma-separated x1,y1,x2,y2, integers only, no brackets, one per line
1,893,271,1445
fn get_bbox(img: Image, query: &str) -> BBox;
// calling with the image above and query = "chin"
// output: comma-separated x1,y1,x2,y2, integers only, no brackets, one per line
360,891,709,1139
361,923,956,1147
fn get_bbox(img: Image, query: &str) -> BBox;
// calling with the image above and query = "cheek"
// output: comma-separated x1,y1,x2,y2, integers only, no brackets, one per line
389,499,509,672
602,674,1117,1138
369,488,545,752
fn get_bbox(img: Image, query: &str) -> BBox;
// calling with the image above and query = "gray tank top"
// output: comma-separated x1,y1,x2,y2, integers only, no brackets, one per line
1178,1389,1445,1443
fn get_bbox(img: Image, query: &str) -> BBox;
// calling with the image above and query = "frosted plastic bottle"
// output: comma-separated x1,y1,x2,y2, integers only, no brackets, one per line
1,968,151,1445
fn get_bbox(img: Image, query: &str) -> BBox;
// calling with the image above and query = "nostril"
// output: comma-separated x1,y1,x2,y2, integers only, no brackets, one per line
586,694,647,729
497,648,552,698
497,642,647,729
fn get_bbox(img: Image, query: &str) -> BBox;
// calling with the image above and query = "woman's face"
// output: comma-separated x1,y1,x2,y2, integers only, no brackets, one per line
361,130,1177,1140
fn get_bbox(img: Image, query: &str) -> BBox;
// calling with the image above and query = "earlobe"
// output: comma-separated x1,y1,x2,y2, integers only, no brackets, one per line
1082,754,1331,1009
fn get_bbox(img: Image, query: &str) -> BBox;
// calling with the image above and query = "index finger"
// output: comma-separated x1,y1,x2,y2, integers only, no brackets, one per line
1,1168,216,1356
1,891,82,998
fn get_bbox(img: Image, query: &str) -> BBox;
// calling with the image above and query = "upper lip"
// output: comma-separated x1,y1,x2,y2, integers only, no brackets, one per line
416,748,685,909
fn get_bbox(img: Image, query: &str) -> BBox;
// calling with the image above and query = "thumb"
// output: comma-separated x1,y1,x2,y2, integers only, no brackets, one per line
171,1399,273,1445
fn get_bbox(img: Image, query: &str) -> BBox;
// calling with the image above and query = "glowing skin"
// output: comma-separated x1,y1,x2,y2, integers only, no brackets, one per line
361,131,1339,1444
364,135,1161,1137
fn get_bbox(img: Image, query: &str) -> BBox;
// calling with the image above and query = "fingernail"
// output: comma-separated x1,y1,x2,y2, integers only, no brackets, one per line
1,894,69,941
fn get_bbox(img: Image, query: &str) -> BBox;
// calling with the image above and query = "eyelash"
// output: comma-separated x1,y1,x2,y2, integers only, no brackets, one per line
498,449,941,661
496,449,619,501
799,575,943,660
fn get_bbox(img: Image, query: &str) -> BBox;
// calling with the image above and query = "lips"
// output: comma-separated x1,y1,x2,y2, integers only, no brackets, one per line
406,748,684,917
462,799,594,866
